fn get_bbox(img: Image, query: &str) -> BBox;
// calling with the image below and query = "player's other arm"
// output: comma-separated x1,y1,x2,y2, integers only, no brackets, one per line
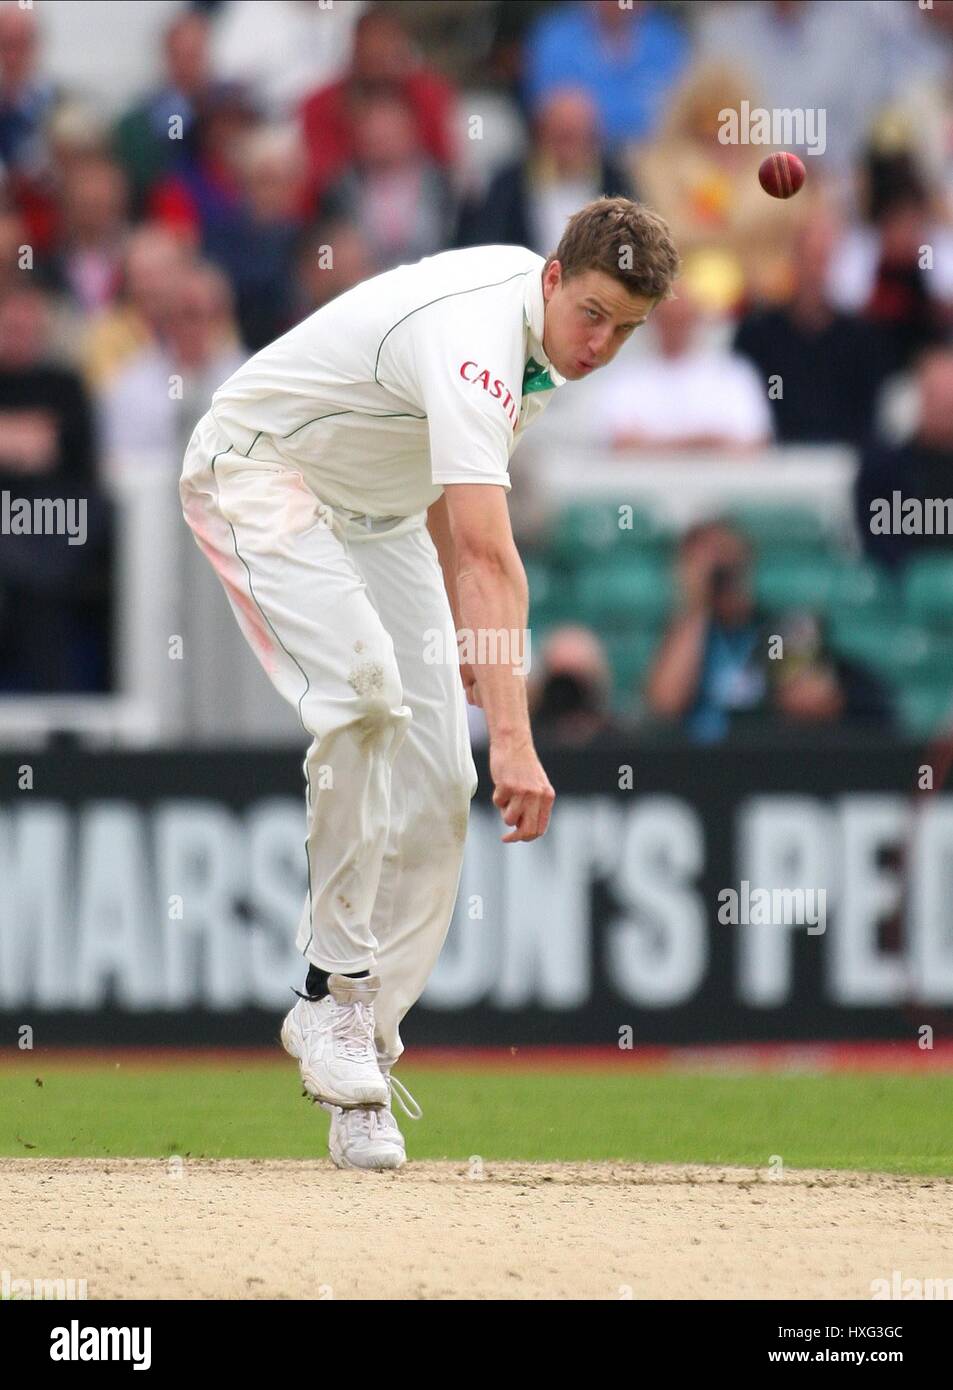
442,482,554,843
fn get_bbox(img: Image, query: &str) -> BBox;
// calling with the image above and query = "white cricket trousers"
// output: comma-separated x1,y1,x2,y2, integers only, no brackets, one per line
179,410,478,1069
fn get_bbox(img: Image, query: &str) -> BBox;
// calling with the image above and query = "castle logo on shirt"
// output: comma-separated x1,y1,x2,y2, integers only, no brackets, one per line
459,361,519,429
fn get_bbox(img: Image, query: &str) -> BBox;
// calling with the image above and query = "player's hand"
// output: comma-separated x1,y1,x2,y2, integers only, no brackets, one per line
489,736,555,842
461,662,481,707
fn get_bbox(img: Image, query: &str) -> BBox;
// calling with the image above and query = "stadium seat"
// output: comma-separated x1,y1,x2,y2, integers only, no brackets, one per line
827,616,936,680
911,637,953,685
548,501,668,568
755,556,840,613
576,558,674,628
729,505,830,554
902,556,953,627
603,630,662,709
831,562,900,618
757,557,905,620
524,555,558,607
528,600,580,636
524,555,580,632
896,681,953,736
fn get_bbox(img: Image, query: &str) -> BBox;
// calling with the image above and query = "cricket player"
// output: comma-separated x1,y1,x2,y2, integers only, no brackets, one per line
179,196,678,1169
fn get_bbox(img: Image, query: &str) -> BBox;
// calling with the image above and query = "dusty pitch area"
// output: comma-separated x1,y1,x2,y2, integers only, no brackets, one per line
2,1159,951,1300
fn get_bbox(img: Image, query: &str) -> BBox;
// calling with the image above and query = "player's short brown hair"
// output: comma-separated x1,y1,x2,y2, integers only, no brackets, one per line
546,196,680,303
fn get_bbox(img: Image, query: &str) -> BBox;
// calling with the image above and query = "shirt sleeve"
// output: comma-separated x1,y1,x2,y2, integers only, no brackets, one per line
379,292,520,490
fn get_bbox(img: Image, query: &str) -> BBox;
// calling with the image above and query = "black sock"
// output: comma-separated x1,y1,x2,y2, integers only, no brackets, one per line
302,964,369,1000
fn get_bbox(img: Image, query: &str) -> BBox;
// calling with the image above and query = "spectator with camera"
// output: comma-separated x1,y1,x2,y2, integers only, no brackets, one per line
646,521,889,740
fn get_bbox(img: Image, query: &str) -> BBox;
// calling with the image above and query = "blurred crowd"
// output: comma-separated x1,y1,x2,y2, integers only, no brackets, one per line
1,0,953,742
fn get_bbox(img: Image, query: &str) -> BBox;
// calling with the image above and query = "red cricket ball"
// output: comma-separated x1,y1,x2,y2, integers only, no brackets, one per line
758,152,806,199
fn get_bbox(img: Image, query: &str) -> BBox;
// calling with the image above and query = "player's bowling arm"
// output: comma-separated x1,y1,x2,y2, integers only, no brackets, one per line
425,493,463,633
442,482,555,843
427,493,482,706
441,482,532,747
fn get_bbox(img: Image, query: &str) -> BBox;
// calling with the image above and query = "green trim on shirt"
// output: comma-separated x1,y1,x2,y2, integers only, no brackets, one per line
522,357,556,395
281,410,426,442
242,410,428,460
238,264,546,460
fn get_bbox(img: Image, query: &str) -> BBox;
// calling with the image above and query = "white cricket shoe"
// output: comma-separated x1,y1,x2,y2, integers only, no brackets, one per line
323,1074,423,1171
280,973,388,1107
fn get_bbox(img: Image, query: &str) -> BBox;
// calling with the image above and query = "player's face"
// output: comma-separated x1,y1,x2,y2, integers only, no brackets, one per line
541,264,655,380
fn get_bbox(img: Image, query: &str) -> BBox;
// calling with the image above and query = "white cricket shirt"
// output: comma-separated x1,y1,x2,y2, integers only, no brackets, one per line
199,244,567,518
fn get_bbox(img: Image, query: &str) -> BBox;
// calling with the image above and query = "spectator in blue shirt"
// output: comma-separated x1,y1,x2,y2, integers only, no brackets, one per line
0,2,57,180
646,522,770,741
523,0,690,155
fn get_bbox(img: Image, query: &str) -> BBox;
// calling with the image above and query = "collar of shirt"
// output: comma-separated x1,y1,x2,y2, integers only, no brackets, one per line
523,266,566,390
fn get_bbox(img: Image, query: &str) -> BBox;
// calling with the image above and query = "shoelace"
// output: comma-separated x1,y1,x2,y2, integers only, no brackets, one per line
324,1075,422,1138
329,1000,377,1063
386,1072,423,1120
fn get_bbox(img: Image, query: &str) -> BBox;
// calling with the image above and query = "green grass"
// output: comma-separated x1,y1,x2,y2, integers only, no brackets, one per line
1,1062,951,1175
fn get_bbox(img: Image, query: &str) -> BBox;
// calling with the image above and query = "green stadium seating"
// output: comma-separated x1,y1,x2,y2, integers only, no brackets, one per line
831,562,899,618
524,555,560,608
903,556,953,627
758,558,903,621
755,556,840,612
523,555,551,598
728,505,830,554
528,601,578,636
827,616,936,681
603,630,662,701
548,501,668,568
911,637,953,684
896,681,953,736
575,558,674,628
524,555,581,633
